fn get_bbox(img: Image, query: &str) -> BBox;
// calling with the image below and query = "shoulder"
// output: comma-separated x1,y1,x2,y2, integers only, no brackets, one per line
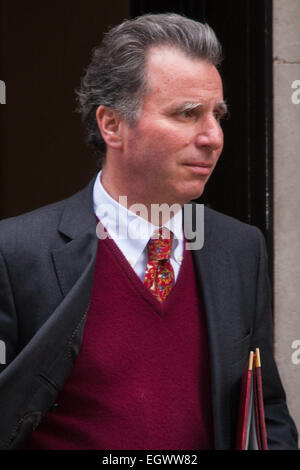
0,177,95,254
0,197,67,244
204,205,260,236
0,201,71,268
203,205,265,254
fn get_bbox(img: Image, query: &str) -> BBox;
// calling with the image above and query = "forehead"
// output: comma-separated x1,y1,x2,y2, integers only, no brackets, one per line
144,46,223,102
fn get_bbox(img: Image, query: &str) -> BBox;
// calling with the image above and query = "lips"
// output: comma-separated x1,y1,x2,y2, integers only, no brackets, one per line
183,162,213,175
184,162,213,168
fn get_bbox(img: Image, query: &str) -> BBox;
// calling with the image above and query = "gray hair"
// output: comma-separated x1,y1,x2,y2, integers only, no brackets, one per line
76,13,223,167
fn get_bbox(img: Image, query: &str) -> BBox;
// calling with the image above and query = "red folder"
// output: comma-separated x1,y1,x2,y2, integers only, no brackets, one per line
236,348,268,450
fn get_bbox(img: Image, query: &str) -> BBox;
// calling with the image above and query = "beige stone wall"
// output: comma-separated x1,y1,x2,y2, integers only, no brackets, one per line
273,0,300,445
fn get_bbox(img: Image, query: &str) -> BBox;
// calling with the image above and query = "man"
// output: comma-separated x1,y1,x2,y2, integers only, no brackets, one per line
0,13,298,450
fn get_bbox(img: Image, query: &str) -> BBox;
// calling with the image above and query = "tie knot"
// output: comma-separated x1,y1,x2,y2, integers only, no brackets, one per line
147,227,173,262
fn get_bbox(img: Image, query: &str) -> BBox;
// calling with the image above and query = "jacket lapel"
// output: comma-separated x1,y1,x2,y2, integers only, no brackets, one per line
184,203,234,449
51,176,99,298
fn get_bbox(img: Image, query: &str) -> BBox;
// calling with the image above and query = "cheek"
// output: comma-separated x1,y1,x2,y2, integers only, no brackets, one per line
125,120,191,171
141,124,189,159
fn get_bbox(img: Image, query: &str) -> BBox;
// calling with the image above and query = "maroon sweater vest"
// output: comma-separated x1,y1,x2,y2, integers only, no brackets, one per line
23,235,214,450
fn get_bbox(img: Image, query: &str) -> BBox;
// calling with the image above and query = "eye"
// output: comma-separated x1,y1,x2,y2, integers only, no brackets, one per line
180,109,195,119
214,108,229,122
214,111,226,122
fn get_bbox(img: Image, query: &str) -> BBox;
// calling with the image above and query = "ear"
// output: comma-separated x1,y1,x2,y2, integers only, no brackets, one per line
96,105,123,150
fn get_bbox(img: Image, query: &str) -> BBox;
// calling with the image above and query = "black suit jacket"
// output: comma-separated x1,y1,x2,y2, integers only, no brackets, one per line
0,176,298,450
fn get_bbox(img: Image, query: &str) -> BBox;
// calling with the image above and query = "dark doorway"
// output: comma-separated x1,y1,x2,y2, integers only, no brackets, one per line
0,0,130,218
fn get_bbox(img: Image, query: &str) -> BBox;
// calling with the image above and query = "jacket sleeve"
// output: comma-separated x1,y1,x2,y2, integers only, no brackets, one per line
251,228,299,449
0,249,18,375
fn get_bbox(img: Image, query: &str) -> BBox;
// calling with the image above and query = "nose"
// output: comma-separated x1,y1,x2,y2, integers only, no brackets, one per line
194,115,223,151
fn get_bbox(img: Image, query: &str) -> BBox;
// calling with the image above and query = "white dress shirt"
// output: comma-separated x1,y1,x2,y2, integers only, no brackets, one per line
93,171,184,282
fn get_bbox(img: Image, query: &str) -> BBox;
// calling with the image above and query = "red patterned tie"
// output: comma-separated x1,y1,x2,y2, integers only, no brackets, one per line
143,227,175,302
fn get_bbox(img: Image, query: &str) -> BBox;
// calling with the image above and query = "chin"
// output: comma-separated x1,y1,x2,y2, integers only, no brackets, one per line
181,184,206,203
175,192,204,207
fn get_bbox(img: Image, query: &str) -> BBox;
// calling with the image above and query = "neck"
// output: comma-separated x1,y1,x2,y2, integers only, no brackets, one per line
101,168,182,226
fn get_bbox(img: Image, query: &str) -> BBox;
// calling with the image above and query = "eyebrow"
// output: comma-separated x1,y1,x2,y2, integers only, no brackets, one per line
176,100,228,114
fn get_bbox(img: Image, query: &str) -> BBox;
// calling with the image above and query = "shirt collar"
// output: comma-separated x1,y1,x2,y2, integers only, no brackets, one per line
93,171,183,268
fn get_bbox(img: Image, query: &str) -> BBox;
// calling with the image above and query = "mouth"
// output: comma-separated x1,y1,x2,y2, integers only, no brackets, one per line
183,162,213,175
